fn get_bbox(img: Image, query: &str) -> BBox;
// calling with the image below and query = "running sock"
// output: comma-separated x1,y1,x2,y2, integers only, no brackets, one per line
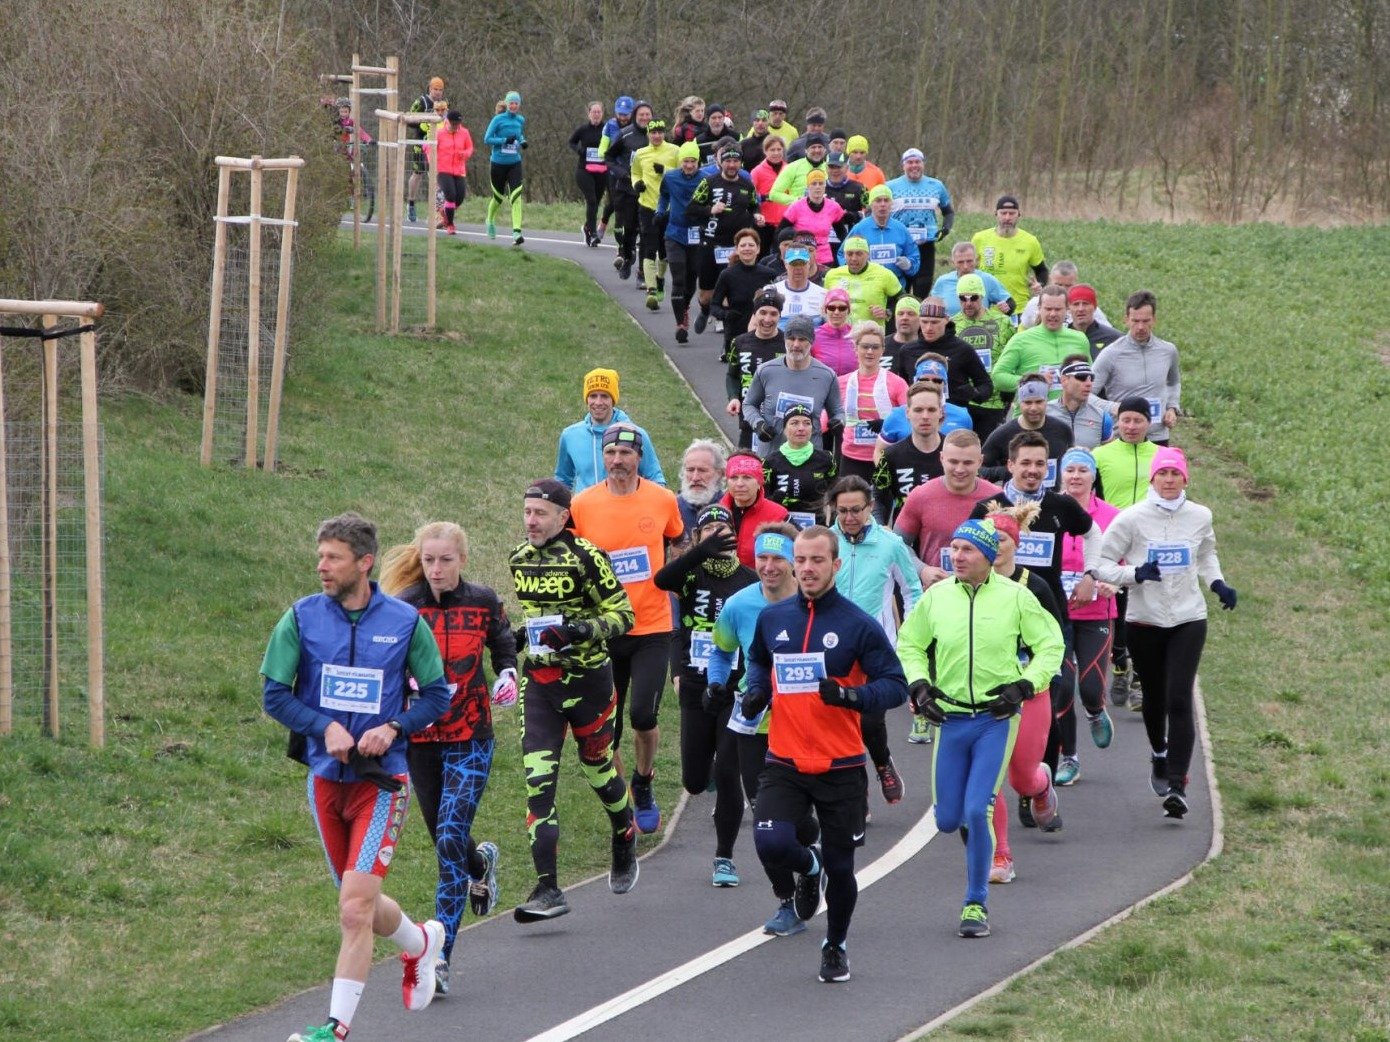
466,837,485,879
539,872,559,890
657,259,668,279
328,980,364,1031
389,914,425,956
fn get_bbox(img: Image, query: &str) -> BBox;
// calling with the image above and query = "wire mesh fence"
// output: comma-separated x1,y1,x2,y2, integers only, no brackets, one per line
209,229,285,468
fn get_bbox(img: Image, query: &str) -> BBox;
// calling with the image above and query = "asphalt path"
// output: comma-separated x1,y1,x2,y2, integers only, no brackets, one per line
195,223,1217,1042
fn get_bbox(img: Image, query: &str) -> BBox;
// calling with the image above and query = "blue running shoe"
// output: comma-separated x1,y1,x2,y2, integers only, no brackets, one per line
763,899,805,936
712,857,739,888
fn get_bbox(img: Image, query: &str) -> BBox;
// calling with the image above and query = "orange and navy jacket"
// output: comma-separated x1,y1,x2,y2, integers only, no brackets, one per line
746,585,908,773
397,579,516,744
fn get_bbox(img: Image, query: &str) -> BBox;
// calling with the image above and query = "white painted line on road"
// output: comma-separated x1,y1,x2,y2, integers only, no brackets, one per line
898,681,1225,1040
338,218,610,250
523,809,940,1042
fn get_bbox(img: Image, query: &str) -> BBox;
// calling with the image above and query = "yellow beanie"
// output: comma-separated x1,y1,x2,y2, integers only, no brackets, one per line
847,134,869,154
583,367,620,404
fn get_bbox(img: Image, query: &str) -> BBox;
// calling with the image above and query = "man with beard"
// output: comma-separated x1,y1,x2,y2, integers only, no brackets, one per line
949,273,1016,439
676,439,728,537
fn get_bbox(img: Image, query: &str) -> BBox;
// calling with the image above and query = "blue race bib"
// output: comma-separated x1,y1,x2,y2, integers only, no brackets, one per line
609,546,653,583
319,664,384,714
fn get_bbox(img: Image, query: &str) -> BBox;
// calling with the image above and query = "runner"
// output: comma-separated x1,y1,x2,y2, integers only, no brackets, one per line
379,522,512,994
761,403,836,525
741,316,844,457
813,288,858,376
822,236,901,325
687,146,763,335
742,525,909,981
980,373,1075,488
990,285,1090,400
884,147,954,295
262,513,450,1042
597,95,636,249
570,427,685,832
406,77,447,223
837,322,909,484
780,169,847,267
931,242,1013,316
840,184,920,291
843,134,886,191
897,518,1064,939
826,476,918,806
674,438,728,534
872,381,946,525
482,90,526,244
719,450,792,565
605,100,651,279
1047,357,1114,450
569,101,610,247
631,119,678,311
725,288,786,447
749,135,789,255
1050,449,1119,787
950,273,1016,440
509,479,639,920
432,111,473,235
1097,448,1236,819
658,141,707,342
971,195,1049,312
1091,289,1183,445
654,504,758,886
768,244,826,328
555,368,666,492
709,228,774,355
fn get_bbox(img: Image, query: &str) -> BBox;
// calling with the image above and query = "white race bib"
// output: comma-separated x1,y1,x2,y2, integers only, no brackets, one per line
501,142,519,155
1061,570,1096,600
1146,542,1193,572
1045,459,1058,486
1015,531,1056,568
788,511,817,530
726,690,766,734
714,246,734,265
687,226,701,245
525,614,566,655
1146,397,1164,422
909,226,930,243
774,391,815,418
976,348,993,372
939,547,954,573
689,630,717,671
609,546,653,584
319,663,384,714
585,147,602,163
773,651,827,694
851,421,879,446
868,244,896,264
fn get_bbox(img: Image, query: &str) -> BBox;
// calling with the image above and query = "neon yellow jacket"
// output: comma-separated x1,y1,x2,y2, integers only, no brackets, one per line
822,262,902,324
631,142,680,210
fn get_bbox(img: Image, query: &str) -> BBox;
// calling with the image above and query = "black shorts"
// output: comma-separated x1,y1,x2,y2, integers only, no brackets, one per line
753,761,867,848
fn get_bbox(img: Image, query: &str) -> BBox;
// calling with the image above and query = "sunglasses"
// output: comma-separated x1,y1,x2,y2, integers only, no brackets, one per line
1068,373,1095,381
958,294,981,302
825,304,849,312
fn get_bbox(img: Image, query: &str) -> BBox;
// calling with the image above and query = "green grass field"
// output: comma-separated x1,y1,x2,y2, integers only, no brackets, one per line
1,216,1387,1041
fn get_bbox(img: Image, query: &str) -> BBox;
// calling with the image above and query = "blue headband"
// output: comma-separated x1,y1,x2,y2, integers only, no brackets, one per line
951,519,999,563
914,359,947,382
753,532,795,562
1060,447,1097,475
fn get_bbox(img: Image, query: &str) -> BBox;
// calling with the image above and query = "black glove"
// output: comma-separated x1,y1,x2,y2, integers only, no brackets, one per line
1134,560,1162,584
863,418,884,433
520,140,528,150
740,687,771,719
703,681,733,714
754,420,777,442
348,749,404,793
982,679,1033,720
694,530,738,559
818,677,863,711
505,136,516,145
537,620,594,652
824,418,844,438
1211,580,1237,611
909,681,947,724
652,162,664,174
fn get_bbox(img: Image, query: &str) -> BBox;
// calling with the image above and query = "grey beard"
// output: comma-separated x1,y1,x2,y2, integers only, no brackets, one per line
680,481,722,508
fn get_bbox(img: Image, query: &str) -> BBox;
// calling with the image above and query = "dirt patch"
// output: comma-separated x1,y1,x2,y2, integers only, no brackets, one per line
1376,332,1390,367
1237,477,1276,502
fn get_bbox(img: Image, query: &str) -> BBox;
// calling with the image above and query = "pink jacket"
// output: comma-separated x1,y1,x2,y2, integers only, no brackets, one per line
432,126,474,177
783,197,845,265
751,161,787,226
1062,493,1120,620
813,322,857,376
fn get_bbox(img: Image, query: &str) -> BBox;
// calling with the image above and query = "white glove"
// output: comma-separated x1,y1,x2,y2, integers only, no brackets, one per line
491,668,518,708
895,255,912,271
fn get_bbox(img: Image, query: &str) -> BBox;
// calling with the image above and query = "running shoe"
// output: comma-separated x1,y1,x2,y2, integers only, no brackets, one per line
1109,662,1130,706
1041,813,1064,834
1150,752,1169,797
400,919,445,1011
1127,688,1144,712
513,883,569,923
818,941,850,982
711,857,739,888
645,289,660,311
675,326,689,344
486,221,496,239
445,223,456,235
989,853,1015,884
512,231,524,245
618,259,633,280
764,899,805,936
1031,767,1059,829
596,221,607,244
693,308,709,334
713,319,724,334
434,959,449,996
288,1022,345,1042
610,825,639,894
1089,709,1114,749
1055,755,1080,786
469,841,499,917
631,777,661,834
408,201,417,223
877,756,906,804
958,902,990,938
1018,794,1036,828
1163,786,1189,820
907,715,934,744
612,253,624,271
793,844,824,921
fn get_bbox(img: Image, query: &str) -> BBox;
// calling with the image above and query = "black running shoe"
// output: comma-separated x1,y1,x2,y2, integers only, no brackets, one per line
513,883,568,923
1150,753,1169,797
693,308,709,334
793,844,823,921
1163,787,1188,819
1018,794,1037,828
609,825,640,894
818,941,850,982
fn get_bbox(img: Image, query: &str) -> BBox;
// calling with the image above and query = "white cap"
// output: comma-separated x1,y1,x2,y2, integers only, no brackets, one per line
901,147,925,163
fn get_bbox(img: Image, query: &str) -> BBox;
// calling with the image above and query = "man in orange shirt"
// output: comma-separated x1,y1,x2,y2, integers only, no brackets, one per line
571,425,685,833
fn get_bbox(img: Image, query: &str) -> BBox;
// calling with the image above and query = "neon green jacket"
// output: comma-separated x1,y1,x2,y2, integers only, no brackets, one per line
769,156,824,205
631,141,680,211
896,571,1063,712
991,324,1090,395
822,262,902,324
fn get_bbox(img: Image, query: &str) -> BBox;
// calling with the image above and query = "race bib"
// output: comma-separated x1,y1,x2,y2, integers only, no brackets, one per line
585,147,602,163
868,244,897,264
689,630,716,671
1146,397,1164,422
1046,459,1058,486
1146,542,1193,572
788,511,816,530
975,348,993,372
1015,531,1056,568
774,391,815,418
525,614,566,655
828,229,840,243
1041,365,1062,391
714,246,734,265
687,226,701,245
851,421,879,446
1061,570,1095,600
726,690,766,734
319,663,384,714
501,142,519,155
773,652,826,694
609,546,653,583
939,547,954,573
909,226,930,243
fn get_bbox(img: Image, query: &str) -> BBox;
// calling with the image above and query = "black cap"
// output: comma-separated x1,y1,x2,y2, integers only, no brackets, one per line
996,194,1021,210
696,503,734,528
806,131,829,147
826,151,847,167
707,103,725,116
1117,396,1153,418
446,109,463,122
601,424,644,452
524,478,572,508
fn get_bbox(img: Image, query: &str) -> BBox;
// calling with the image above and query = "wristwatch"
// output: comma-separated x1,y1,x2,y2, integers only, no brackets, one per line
385,719,404,734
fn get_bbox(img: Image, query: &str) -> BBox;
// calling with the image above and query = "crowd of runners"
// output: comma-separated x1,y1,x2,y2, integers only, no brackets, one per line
275,89,1238,1041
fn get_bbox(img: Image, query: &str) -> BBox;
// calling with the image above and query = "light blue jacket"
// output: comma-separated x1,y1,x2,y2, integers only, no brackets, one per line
555,407,666,492
831,520,923,643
